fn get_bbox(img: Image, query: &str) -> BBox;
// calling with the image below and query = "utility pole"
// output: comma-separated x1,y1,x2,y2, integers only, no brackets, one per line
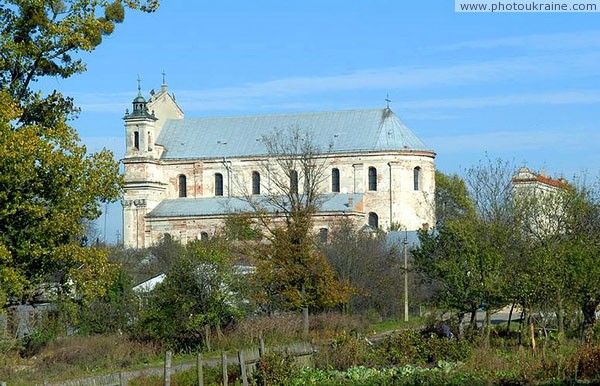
404,232,409,322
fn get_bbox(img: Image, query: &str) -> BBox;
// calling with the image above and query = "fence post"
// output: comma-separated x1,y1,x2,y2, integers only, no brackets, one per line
164,350,172,386
238,349,248,386
197,352,204,386
120,371,128,386
259,337,265,358
204,324,211,352
302,307,309,338
221,351,228,386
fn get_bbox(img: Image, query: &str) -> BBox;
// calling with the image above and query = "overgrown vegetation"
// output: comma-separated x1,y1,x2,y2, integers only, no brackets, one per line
414,160,600,347
4,159,600,385
1,4,600,381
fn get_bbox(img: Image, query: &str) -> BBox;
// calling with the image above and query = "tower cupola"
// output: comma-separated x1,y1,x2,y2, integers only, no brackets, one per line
125,76,157,120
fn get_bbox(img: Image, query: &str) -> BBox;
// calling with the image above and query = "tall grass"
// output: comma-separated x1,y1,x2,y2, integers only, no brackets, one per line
215,311,369,350
1,334,163,385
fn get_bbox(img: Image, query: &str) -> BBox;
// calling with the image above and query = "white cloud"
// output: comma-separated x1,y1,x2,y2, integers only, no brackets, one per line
69,50,600,115
400,90,600,110
438,30,600,51
427,128,600,155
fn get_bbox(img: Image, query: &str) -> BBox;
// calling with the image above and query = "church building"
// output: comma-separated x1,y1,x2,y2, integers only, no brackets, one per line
122,81,436,248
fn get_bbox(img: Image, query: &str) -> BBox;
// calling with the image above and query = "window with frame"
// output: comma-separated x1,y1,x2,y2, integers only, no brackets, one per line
290,170,299,194
252,171,261,195
178,175,187,197
215,173,224,196
368,167,377,191
332,168,340,193
414,166,421,191
368,212,379,229
319,228,329,243
133,131,139,149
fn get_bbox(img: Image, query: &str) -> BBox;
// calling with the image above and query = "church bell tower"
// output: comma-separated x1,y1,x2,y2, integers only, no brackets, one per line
122,78,166,248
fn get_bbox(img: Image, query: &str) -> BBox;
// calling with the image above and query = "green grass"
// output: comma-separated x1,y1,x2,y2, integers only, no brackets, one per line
370,316,425,334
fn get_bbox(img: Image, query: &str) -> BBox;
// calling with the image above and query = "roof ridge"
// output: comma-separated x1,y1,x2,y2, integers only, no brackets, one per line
174,107,388,121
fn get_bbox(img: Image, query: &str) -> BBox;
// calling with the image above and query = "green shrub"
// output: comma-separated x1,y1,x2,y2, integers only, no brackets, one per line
376,330,427,366
425,334,472,363
315,330,371,370
131,239,242,351
252,351,299,386
20,327,56,357
374,330,472,366
77,269,138,335
569,343,600,381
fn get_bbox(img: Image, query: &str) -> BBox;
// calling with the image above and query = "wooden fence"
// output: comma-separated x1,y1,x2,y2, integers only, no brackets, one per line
18,340,314,386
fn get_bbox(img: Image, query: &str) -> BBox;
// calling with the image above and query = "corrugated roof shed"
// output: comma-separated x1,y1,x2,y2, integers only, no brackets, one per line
147,193,364,218
156,108,430,160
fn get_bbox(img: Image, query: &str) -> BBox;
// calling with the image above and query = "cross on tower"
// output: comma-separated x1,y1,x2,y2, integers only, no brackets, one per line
385,94,391,109
137,74,142,93
162,70,167,85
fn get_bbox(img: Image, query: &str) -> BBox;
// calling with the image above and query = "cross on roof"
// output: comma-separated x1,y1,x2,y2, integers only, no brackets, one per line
385,94,391,109
162,70,167,85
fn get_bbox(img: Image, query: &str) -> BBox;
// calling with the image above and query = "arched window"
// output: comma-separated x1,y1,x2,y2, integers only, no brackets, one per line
319,228,329,243
178,175,187,197
414,166,421,191
331,168,340,193
147,131,152,151
290,170,298,194
215,173,224,196
133,131,139,149
368,167,377,191
368,212,379,229
252,171,261,195
200,231,209,240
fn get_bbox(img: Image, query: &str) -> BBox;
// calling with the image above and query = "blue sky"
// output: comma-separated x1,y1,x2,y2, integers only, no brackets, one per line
39,1,600,243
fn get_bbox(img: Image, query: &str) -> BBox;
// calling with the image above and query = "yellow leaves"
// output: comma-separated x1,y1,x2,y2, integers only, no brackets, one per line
0,244,13,264
0,91,21,123
0,243,28,306
2,0,159,100
0,100,121,305
0,0,146,305
54,244,118,302
253,231,352,311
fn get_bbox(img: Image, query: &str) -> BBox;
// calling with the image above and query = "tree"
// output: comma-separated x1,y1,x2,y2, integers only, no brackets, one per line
240,127,350,317
322,218,404,319
133,238,241,350
150,233,186,272
511,173,572,339
0,1,157,307
559,181,600,340
434,170,475,228
414,162,515,342
77,267,138,335
511,171,600,342
1,0,157,114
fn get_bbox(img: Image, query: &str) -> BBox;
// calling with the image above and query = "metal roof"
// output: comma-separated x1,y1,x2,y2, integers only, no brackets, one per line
156,108,431,160
147,193,364,218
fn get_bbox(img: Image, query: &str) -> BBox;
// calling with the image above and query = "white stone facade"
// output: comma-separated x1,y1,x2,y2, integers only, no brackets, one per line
122,84,436,248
